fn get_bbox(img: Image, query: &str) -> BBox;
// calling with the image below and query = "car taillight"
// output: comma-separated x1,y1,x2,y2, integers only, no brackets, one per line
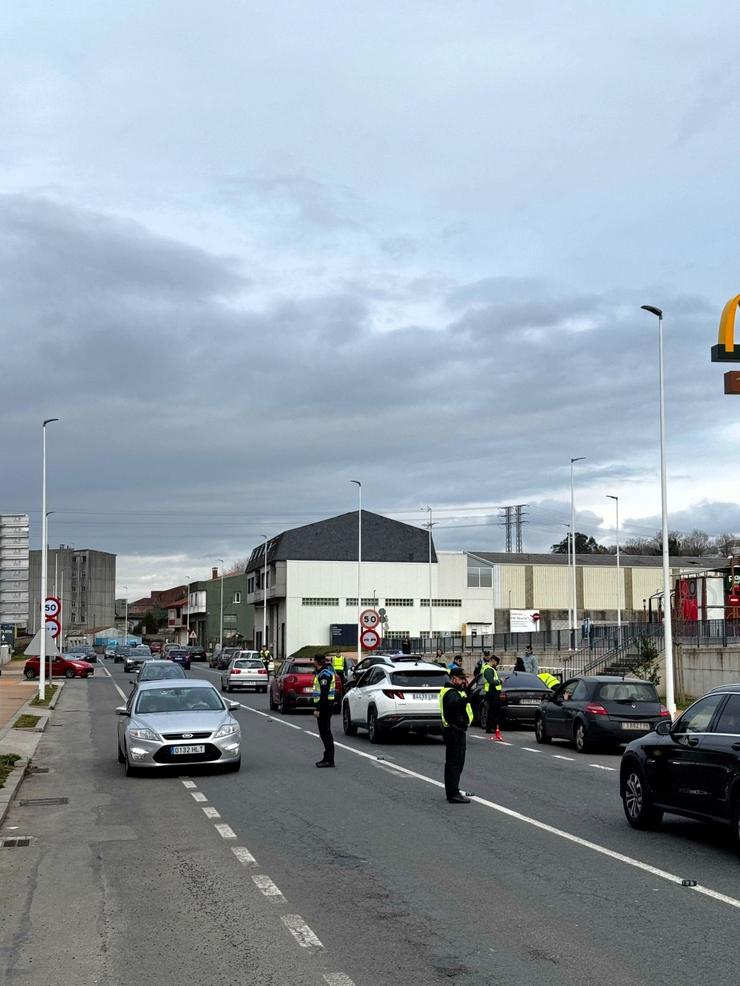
659,706,671,717
585,702,608,716
286,675,297,685
232,668,241,674
258,669,267,675
382,689,405,699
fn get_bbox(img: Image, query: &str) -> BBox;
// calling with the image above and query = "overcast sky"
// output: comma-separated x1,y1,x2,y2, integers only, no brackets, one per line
3,1,740,600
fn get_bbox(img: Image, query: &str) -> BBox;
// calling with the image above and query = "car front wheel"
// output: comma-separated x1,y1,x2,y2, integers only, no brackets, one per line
24,668,36,680
342,701,357,736
65,669,75,679
622,763,663,829
269,689,278,711
535,715,551,744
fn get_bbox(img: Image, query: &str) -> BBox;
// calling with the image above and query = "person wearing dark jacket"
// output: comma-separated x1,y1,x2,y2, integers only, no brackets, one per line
312,655,337,768
439,667,473,803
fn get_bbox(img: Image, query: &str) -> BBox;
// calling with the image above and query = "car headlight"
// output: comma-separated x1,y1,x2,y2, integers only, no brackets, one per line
129,727,159,741
214,722,239,739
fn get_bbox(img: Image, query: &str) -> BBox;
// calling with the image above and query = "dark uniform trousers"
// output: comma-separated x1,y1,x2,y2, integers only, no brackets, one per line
317,708,335,764
485,691,501,732
442,726,467,799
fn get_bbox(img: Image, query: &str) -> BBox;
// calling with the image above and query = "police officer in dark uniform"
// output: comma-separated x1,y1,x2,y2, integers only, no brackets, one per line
312,654,337,768
439,665,473,803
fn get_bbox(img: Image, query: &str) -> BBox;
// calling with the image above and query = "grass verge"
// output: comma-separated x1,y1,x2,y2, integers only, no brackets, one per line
30,684,58,707
13,714,41,730
0,753,21,788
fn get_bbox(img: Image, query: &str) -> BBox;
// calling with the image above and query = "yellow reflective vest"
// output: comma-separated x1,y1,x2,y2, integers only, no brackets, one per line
439,686,474,728
311,667,337,703
538,672,560,689
481,662,502,694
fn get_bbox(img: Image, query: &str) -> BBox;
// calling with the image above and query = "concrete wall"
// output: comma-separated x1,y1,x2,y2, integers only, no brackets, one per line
677,646,740,698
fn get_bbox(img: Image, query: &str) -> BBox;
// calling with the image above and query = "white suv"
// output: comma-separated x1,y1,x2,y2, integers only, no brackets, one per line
342,661,449,743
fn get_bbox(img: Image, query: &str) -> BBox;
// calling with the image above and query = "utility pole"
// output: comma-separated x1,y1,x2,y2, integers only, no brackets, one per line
423,506,435,652
217,559,224,651
499,505,527,553
350,481,362,666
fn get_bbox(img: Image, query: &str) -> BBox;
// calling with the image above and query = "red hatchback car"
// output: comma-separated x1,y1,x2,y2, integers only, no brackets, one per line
24,654,94,679
269,660,343,714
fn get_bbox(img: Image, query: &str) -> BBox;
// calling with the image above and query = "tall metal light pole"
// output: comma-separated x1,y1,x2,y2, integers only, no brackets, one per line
606,495,622,634
424,506,434,652
570,456,586,646
217,559,224,651
39,418,59,700
260,536,268,651
350,481,362,665
121,585,128,647
561,522,573,638
185,577,191,646
641,305,675,716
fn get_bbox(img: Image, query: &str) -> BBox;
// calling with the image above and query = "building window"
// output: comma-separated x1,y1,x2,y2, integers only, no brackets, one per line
302,597,339,606
224,614,237,628
384,598,414,607
247,577,255,593
233,592,241,604
467,567,493,588
385,630,410,639
345,598,380,607
420,599,462,608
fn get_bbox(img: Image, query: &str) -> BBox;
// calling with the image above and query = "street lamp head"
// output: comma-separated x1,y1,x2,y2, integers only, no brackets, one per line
350,479,362,488
43,418,59,427
571,456,586,464
641,305,663,319
606,494,618,501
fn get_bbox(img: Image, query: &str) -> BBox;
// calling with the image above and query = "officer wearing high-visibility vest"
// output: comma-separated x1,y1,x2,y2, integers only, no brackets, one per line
311,654,337,768
481,653,503,741
538,671,560,690
331,653,346,679
439,665,474,803
259,646,271,672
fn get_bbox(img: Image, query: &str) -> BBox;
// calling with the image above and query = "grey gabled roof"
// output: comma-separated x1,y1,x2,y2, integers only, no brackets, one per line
467,550,728,569
247,511,436,571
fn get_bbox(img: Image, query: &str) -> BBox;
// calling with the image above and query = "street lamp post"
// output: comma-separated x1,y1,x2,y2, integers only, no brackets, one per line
570,456,586,647
217,559,224,652
350,481,362,665
641,304,676,717
424,506,434,653
607,495,622,637
260,536,268,652
121,586,128,647
185,577,191,646
39,418,59,700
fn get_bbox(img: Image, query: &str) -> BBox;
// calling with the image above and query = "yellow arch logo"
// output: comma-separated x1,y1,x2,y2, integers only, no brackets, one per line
711,294,740,361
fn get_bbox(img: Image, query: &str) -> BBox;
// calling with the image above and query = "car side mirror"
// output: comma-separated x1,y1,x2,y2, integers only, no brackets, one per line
115,706,130,716
228,701,240,711
655,719,672,735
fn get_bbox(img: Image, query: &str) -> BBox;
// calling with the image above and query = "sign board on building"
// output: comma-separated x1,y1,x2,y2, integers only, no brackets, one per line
509,610,541,633
330,624,358,647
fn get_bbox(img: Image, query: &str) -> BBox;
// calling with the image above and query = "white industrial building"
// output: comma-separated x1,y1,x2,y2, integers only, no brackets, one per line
246,511,718,659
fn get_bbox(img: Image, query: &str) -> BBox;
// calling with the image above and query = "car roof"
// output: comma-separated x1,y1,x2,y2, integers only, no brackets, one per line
375,660,447,673
707,683,740,694
577,675,651,684
137,678,212,690
141,660,179,667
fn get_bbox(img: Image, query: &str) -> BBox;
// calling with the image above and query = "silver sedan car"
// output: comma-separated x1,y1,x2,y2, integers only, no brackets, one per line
221,655,269,693
117,679,241,775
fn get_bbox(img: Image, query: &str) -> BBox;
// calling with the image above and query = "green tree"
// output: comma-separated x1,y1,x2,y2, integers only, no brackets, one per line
551,532,609,554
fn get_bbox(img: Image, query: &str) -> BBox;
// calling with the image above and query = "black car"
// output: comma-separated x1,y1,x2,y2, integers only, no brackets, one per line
212,647,239,670
187,645,207,663
123,645,152,673
68,646,98,664
114,646,131,665
535,675,669,753
468,671,552,728
166,647,192,670
621,685,740,844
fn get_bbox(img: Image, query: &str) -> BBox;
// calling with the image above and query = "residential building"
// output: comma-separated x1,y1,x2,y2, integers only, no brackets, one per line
204,569,252,649
0,514,30,631
28,546,116,635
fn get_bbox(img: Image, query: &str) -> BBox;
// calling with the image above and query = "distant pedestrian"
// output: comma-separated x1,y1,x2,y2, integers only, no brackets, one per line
435,649,445,667
439,666,473,803
259,645,272,672
448,655,464,673
311,654,337,768
513,657,526,672
522,644,539,674
481,654,503,740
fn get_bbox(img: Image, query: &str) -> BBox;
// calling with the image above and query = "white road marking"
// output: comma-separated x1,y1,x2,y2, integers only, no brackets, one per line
215,823,236,839
252,874,284,898
324,975,357,986
181,780,196,789
191,792,207,802
589,763,616,771
552,754,575,761
99,663,127,700
202,806,220,819
231,846,257,865
281,914,323,948
522,747,541,753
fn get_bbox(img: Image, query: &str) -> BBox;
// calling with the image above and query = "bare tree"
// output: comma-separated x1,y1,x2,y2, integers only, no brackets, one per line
712,532,740,557
224,557,249,576
679,529,711,556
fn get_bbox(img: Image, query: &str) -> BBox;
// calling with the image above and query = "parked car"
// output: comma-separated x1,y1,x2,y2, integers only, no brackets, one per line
269,659,344,714
67,645,98,664
342,660,449,742
467,670,553,729
620,684,740,843
134,660,187,684
221,656,269,693
116,679,241,775
24,654,94,679
124,645,152,673
344,653,417,688
535,675,670,753
187,645,207,663
166,647,192,670
104,644,119,658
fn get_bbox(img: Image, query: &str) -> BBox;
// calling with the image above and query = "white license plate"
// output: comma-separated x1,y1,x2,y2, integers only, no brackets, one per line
621,722,650,730
519,699,540,706
412,693,435,701
171,744,206,754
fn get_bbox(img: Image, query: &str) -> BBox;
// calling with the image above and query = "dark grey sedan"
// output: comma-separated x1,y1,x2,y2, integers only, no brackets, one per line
134,660,187,684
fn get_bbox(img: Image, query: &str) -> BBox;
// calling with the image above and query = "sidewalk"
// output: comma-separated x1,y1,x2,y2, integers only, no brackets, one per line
0,661,35,733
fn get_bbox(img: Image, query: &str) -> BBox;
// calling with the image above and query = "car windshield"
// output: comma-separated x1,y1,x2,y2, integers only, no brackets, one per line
136,686,223,714
170,650,188,657
285,664,314,675
500,673,548,690
596,682,659,703
389,670,448,687
234,659,262,669
140,664,186,680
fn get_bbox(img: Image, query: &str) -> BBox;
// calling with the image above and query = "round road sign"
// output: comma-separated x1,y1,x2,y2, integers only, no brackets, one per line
360,628,380,651
44,596,61,619
360,609,381,630
45,617,61,639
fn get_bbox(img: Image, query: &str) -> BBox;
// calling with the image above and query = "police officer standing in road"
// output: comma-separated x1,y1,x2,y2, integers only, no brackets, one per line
259,644,271,673
481,653,503,741
439,666,473,803
312,654,337,768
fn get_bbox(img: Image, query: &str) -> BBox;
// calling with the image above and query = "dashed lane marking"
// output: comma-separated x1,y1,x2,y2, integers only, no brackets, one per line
252,874,285,899
552,754,575,761
324,975,357,986
589,764,616,771
231,846,257,865
203,806,221,819
99,663,127,701
215,823,237,839
281,914,323,949
522,747,541,753
181,780,197,789
191,792,207,802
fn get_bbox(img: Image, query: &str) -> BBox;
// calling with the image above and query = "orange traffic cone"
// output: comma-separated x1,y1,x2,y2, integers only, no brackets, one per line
495,726,502,741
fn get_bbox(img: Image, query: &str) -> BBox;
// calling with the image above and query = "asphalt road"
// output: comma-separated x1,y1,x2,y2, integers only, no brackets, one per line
1,660,738,986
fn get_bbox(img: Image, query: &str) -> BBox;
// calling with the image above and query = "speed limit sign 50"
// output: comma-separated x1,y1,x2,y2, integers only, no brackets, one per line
44,596,61,619
360,609,381,630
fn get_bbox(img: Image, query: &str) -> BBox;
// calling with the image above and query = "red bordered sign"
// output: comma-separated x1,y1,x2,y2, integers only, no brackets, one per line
360,628,380,651
360,609,381,630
